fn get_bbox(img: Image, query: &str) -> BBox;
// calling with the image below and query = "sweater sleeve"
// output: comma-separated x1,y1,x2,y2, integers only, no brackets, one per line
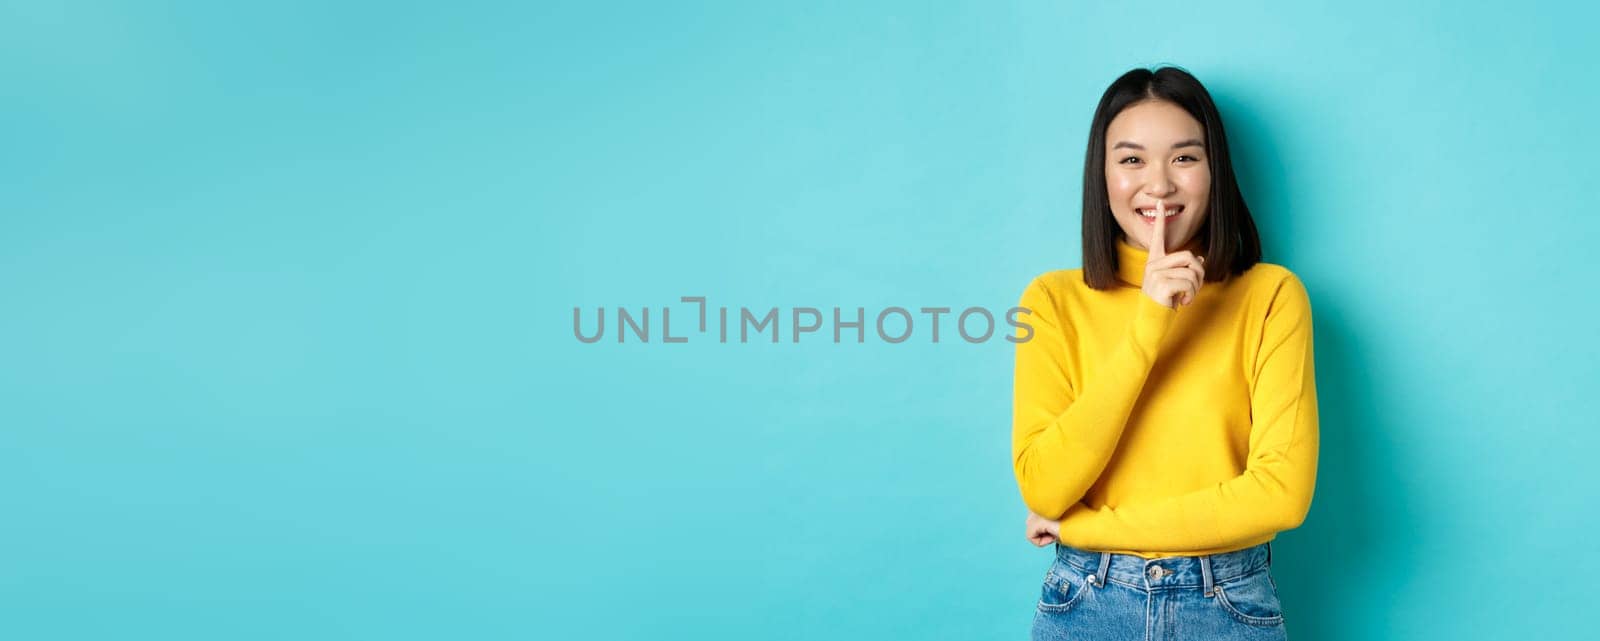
1055,273,1320,552
1012,275,1177,520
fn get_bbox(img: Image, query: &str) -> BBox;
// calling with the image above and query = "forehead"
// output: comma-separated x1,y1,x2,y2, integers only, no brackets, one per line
1105,100,1203,145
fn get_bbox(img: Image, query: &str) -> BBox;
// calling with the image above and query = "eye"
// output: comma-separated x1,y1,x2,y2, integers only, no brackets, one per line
1175,155,1201,163
1118,156,1142,165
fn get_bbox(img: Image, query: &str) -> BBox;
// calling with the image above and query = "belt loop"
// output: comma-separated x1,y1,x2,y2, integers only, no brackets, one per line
1094,552,1111,588
1200,554,1216,598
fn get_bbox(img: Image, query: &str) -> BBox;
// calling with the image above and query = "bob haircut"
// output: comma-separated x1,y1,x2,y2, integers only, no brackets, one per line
1081,66,1262,290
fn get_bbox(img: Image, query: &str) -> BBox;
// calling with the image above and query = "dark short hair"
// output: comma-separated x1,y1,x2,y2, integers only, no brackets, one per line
1080,66,1262,290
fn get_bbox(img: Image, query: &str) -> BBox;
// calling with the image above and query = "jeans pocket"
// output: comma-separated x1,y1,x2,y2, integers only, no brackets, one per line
1213,567,1284,626
1037,563,1089,613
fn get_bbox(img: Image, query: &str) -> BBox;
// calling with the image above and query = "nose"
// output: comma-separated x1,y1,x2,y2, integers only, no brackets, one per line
1143,165,1175,197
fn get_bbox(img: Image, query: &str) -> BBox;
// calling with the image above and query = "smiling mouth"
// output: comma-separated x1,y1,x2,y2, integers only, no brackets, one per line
1137,205,1183,219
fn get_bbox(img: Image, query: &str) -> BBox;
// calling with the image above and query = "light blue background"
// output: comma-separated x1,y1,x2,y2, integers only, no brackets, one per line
3,1,1596,639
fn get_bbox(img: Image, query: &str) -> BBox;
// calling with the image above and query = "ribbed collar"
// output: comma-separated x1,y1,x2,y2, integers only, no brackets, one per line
1114,235,1202,287
1114,237,1149,287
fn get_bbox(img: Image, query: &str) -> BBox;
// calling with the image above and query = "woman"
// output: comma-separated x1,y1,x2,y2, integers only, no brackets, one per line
1012,66,1318,641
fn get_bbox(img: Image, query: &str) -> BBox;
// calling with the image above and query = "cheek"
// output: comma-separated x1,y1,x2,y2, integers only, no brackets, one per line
1106,174,1138,201
1181,173,1211,225
1177,169,1211,198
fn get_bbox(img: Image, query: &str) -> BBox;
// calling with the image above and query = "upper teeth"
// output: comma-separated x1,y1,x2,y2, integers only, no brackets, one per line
1139,208,1181,217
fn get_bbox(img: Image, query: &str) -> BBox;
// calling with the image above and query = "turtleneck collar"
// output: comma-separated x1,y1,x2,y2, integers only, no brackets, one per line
1114,237,1150,287
1114,235,1202,287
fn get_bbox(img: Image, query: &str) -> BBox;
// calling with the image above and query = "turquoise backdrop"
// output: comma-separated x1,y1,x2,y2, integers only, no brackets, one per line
4,1,1596,639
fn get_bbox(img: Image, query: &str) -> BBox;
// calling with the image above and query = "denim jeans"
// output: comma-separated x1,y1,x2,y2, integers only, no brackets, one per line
1032,541,1288,641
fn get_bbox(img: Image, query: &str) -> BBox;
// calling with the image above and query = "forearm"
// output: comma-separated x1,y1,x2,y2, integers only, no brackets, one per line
1055,453,1316,552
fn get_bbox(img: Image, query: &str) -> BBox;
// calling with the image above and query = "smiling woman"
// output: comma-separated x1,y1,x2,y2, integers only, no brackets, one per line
1011,66,1316,641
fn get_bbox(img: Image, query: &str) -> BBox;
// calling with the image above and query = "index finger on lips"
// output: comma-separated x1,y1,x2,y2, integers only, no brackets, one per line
1149,199,1167,262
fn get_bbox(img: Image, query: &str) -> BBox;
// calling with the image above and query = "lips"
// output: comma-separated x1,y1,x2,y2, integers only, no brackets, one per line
1136,205,1183,217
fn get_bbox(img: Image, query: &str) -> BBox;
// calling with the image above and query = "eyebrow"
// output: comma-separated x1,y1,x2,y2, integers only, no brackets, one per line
1112,139,1205,151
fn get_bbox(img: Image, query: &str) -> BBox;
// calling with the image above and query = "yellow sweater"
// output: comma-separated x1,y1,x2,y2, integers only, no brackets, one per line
1012,236,1318,558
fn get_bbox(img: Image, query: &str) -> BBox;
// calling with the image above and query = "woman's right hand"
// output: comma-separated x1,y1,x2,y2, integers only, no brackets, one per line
1025,510,1061,547
1142,200,1206,309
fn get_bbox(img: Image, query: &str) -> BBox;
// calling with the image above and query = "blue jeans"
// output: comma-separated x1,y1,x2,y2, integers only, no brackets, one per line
1032,541,1288,641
